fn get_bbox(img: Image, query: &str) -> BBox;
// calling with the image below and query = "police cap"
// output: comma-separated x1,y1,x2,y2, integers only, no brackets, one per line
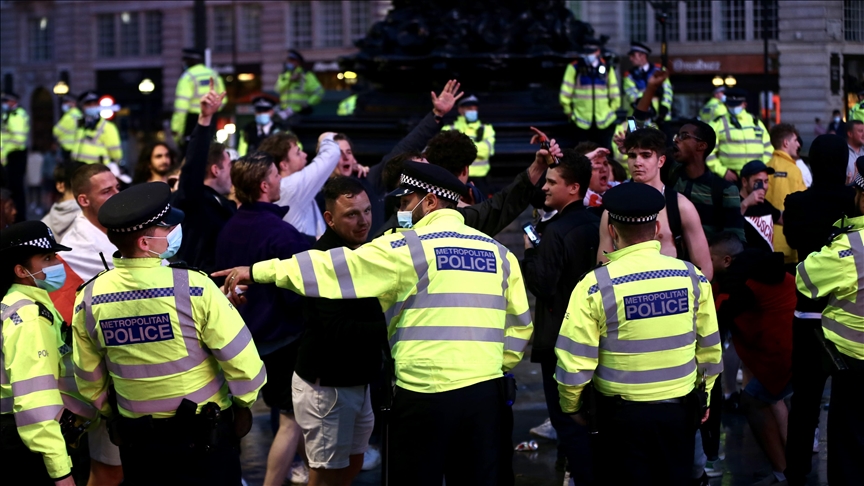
0,92,20,102
98,183,184,233
78,90,100,105
182,48,204,61
386,161,468,204
628,42,651,55
725,88,748,107
603,183,665,224
61,93,78,103
252,96,276,112
581,37,602,54
740,159,775,179
286,49,304,63
1,221,71,257
854,156,864,191
458,95,479,107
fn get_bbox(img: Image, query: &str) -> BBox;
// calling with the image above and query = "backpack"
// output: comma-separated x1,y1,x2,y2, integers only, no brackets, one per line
667,172,727,263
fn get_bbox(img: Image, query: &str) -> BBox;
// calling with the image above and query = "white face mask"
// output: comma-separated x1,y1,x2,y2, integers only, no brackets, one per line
584,54,598,64
730,106,744,116
834,116,841,123
396,196,428,229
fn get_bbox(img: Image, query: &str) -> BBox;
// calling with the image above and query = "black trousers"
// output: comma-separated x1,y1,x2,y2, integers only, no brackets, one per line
594,398,694,485
784,318,830,485
4,149,27,222
573,123,615,151
390,379,501,486
828,358,864,485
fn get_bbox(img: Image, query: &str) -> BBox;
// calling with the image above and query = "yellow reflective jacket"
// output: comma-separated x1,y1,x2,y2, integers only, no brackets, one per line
622,64,673,120
556,241,722,413
698,97,727,124
796,215,864,360
707,111,772,177
275,69,324,112
72,258,265,419
1,107,29,165
559,60,621,130
2,284,98,479
171,64,226,136
70,118,122,165
337,94,357,116
766,150,806,265
442,116,496,177
849,100,864,123
53,107,82,152
252,209,534,393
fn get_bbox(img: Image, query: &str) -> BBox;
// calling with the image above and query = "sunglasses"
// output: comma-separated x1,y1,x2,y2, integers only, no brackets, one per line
674,132,704,142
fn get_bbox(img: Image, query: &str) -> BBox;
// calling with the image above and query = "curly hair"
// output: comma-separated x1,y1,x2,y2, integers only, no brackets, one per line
133,142,177,185
424,130,477,177
381,151,423,191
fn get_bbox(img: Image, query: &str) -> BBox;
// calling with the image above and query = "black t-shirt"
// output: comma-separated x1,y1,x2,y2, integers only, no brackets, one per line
742,200,781,253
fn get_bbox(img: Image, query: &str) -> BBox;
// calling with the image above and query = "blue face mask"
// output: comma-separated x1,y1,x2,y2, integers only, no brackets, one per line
464,110,478,123
84,106,102,118
285,62,297,72
584,54,598,64
720,95,727,103
730,106,744,116
27,263,67,293
146,225,183,259
396,196,427,229
1,104,9,113
255,113,271,125
61,104,71,113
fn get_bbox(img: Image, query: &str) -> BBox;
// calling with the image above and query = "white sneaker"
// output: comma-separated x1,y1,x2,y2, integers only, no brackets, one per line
362,447,382,471
529,418,558,440
813,427,820,453
288,460,309,484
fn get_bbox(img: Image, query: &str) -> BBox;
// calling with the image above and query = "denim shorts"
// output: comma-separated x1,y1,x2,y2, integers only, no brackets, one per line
744,376,793,404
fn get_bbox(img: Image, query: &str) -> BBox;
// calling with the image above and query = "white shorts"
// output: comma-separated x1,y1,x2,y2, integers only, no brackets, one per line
88,419,122,466
291,372,374,469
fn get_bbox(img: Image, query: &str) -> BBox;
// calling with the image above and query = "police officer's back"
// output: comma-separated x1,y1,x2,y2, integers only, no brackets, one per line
71,183,265,486
171,48,226,149
556,183,722,485
706,88,772,181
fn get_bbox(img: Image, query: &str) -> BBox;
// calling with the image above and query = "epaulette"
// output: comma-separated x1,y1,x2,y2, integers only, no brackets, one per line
169,261,208,277
713,115,725,123
577,261,606,284
826,222,855,247
76,268,111,293
35,302,55,324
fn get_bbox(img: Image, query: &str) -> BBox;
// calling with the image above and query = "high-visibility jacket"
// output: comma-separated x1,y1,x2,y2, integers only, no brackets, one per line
556,241,722,413
559,59,621,130
765,150,806,265
70,118,122,165
698,97,727,124
796,215,864,360
1,107,29,165
337,94,357,116
2,284,99,479
849,100,864,123
252,209,534,393
623,63,673,120
275,68,324,113
53,107,82,152
72,258,266,419
706,111,772,177
171,64,226,137
442,116,496,178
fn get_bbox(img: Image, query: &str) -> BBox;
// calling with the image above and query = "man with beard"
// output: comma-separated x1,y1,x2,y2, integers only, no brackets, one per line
132,142,177,185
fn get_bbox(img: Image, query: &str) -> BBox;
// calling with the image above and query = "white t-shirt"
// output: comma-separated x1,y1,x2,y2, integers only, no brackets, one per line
276,136,341,238
60,213,117,280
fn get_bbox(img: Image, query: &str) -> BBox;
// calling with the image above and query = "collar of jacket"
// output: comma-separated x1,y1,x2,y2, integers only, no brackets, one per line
556,199,587,217
605,240,662,262
833,214,864,231
770,150,796,166
413,208,465,229
238,201,290,218
6,282,51,305
456,116,482,127
315,226,350,251
111,255,163,269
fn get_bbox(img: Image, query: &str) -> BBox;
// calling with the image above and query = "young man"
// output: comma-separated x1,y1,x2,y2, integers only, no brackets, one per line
597,128,713,281
672,120,746,243
132,142,177,185
846,120,864,183
520,150,598,483
294,177,385,486
42,163,82,240
738,160,781,254
766,124,806,267
215,152,311,486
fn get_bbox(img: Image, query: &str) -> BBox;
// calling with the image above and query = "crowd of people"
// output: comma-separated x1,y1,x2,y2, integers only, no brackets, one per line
1,41,863,486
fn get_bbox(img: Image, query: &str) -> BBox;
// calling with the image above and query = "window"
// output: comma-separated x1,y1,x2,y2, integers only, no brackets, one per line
289,2,313,48
97,14,116,57
350,2,370,41
318,1,344,47
239,4,261,52
28,17,53,61
654,2,680,42
686,1,712,41
753,0,778,39
120,11,140,56
213,6,234,53
145,11,162,55
846,0,864,42
721,0,746,40
566,1,582,19
625,0,648,42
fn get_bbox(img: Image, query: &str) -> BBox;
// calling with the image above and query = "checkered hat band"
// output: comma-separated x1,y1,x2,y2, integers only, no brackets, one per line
12,237,53,250
608,212,658,224
400,174,461,202
114,203,171,233
630,45,650,54
854,172,864,191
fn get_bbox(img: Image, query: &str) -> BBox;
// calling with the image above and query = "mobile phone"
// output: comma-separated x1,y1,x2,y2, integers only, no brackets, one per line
753,180,765,191
523,223,541,247
627,116,637,133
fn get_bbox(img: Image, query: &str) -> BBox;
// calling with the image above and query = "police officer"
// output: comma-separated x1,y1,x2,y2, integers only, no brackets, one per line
848,85,864,123
216,162,534,486
706,88,772,182
1,92,30,222
699,87,728,124
559,38,621,148
275,49,324,119
794,157,864,486
442,95,496,182
2,221,98,485
171,48,226,150
53,94,81,159
71,182,265,486
70,91,123,166
556,183,722,485
623,42,673,123
237,96,285,157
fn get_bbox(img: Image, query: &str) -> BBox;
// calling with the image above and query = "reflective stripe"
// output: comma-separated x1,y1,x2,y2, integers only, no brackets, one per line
11,374,57,396
227,363,266,397
0,299,32,322
61,394,98,420
330,247,357,299
403,231,429,291
505,336,529,353
74,361,106,382
594,266,620,333
211,326,252,362
555,334,599,359
596,358,696,384
56,376,77,393
92,390,108,411
562,81,576,89
556,365,594,385
602,332,695,353
721,117,732,140
849,231,864,288
828,296,863,317
384,293,507,323
295,252,320,297
697,331,721,348
684,262,701,334
14,404,63,426
390,326,504,347
797,262,819,300
506,309,531,329
794,311,822,320
697,361,723,376
117,375,225,414
823,315,864,344
83,282,99,344
0,396,11,412
716,152,763,159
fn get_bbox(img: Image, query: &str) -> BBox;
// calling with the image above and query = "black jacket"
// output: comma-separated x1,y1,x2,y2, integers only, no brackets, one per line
295,227,390,387
241,120,285,155
521,201,600,362
172,123,237,274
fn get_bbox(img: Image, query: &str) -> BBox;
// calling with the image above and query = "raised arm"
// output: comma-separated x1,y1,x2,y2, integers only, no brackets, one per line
176,79,225,202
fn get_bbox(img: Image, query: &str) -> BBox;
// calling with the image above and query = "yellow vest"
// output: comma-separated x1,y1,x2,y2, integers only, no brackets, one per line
849,100,864,123
171,64,226,136
275,69,324,112
559,60,621,129
698,97,727,124
53,108,82,152
442,116,496,177
706,111,772,176
1,107,29,165
70,118,122,164
337,94,357,116
622,64,673,119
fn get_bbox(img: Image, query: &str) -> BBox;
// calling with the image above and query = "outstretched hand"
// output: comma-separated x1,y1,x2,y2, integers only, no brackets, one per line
431,79,464,117
212,266,253,307
200,77,227,119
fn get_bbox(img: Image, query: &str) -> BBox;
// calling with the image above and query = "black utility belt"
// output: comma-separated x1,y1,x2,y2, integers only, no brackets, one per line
600,394,685,406
109,401,236,448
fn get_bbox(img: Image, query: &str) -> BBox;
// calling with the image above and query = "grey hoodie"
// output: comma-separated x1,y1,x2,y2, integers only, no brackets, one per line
42,199,81,240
